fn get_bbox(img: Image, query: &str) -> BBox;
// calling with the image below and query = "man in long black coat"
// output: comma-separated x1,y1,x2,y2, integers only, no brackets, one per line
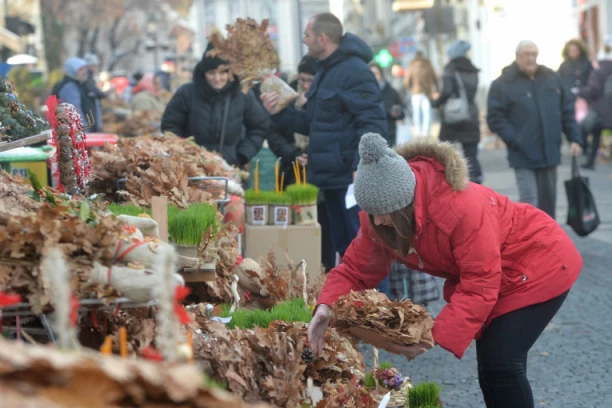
487,41,583,219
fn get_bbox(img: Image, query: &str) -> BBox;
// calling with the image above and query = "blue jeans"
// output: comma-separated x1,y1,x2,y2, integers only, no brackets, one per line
376,276,391,298
322,188,361,258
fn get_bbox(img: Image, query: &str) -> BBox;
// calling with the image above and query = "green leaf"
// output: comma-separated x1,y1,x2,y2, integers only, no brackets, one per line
44,191,57,205
27,169,42,191
79,200,90,222
25,189,41,202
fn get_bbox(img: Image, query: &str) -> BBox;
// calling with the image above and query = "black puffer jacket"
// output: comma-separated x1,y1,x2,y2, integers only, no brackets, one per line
558,57,593,93
579,60,612,129
161,64,269,167
432,57,481,145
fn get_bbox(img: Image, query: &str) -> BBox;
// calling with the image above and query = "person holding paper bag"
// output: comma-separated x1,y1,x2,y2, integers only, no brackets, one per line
308,133,583,408
261,13,388,259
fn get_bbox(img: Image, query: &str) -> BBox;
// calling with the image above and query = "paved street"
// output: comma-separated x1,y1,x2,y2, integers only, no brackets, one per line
365,146,612,408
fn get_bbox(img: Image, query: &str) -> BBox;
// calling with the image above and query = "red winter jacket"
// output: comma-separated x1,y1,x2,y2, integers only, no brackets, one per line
317,140,583,359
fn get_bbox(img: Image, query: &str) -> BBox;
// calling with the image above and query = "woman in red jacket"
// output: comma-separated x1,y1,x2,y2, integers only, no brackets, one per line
308,133,582,408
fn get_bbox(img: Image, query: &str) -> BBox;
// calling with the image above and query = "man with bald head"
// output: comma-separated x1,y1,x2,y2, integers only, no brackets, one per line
487,40,583,219
261,13,387,261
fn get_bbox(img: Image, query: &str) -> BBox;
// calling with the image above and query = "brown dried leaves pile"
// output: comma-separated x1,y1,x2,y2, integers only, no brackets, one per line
79,308,157,355
208,18,280,93
194,320,305,407
316,380,378,408
331,290,435,351
270,321,365,384
0,171,42,216
89,133,243,208
103,110,162,137
0,202,124,314
0,338,271,408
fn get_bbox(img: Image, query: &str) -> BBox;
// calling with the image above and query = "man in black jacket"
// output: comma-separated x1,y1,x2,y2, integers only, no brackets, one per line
261,13,387,258
487,40,583,219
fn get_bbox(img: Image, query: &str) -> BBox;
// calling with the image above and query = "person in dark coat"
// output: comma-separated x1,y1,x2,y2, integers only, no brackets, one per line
369,62,405,146
578,41,612,169
52,57,90,123
83,53,104,131
261,13,388,258
266,55,336,273
432,40,483,184
558,39,593,97
161,43,268,167
487,41,583,220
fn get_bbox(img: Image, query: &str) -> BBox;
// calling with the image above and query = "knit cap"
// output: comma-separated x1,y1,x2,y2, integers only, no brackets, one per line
354,133,416,215
447,40,471,60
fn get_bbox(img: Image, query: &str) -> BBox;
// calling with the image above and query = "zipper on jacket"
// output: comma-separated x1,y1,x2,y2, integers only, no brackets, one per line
408,247,424,269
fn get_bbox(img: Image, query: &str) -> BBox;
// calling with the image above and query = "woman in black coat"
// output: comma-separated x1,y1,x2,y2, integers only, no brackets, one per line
161,43,268,167
369,63,405,147
432,40,482,184
558,39,593,97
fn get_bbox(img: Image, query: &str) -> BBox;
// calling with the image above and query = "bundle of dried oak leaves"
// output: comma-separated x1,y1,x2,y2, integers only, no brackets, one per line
331,290,435,352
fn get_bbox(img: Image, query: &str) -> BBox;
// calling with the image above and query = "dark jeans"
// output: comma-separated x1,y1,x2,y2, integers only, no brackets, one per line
584,122,603,166
514,167,558,219
317,200,336,272
322,188,361,258
476,290,569,408
462,142,483,183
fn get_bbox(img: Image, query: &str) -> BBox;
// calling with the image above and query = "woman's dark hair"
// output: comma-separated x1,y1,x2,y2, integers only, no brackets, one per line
368,205,416,258
369,62,385,80
562,39,589,60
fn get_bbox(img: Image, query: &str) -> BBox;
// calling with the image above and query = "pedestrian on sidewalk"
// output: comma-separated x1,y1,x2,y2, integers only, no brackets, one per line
308,134,583,408
432,40,483,184
487,40,583,219
261,13,388,260
404,51,438,138
369,62,405,147
578,36,612,170
558,39,593,97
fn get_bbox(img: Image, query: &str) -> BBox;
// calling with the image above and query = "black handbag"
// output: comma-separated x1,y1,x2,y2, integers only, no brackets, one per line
564,156,600,236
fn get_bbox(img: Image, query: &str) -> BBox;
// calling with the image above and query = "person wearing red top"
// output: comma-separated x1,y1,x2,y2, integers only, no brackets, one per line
308,133,583,408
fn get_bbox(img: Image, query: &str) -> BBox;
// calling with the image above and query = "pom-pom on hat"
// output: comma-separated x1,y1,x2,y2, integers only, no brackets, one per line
354,133,416,215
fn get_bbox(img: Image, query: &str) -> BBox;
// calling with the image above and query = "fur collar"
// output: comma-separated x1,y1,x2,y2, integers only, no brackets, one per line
394,138,469,191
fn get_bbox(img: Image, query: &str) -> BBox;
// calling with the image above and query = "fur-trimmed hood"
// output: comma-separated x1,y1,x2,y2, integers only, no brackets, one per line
394,138,469,191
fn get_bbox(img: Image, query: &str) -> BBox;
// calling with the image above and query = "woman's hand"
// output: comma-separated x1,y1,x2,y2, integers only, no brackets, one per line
308,304,332,356
261,92,280,115
384,341,432,361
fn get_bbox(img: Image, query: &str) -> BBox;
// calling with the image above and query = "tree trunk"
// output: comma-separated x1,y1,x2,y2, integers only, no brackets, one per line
89,27,100,56
76,24,90,58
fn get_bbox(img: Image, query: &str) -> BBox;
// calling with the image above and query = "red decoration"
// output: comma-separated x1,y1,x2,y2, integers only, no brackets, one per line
230,254,244,271
174,286,192,324
0,292,21,307
70,295,80,326
141,345,164,362
45,95,91,194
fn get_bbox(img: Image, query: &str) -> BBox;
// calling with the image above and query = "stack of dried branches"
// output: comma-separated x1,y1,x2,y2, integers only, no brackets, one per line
89,133,246,208
0,338,271,408
208,18,279,93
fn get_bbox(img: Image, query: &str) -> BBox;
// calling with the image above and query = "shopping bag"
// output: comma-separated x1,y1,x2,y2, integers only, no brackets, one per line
564,157,600,236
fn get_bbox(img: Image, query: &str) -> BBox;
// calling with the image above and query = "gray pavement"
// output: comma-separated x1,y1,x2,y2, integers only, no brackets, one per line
364,147,612,408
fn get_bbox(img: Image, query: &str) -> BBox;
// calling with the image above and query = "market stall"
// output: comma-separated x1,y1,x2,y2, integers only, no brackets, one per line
0,25,444,406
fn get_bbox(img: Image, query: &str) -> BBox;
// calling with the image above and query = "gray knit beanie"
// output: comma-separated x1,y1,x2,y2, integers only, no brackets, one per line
354,133,416,215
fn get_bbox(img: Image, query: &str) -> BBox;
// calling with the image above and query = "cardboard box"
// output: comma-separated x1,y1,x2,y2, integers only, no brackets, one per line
244,223,322,284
